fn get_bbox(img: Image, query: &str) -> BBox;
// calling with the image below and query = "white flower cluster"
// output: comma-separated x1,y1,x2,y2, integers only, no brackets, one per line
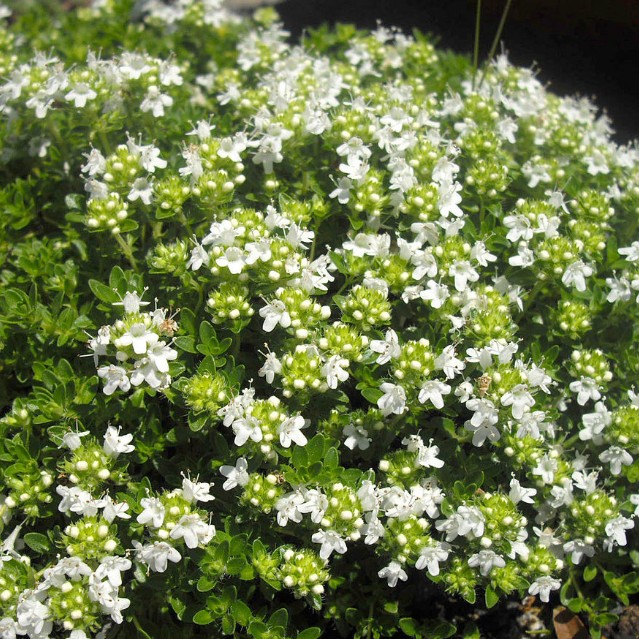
0,49,183,125
89,291,178,394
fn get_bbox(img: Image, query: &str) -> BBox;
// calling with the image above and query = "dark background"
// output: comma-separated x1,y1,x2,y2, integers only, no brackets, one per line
276,0,639,143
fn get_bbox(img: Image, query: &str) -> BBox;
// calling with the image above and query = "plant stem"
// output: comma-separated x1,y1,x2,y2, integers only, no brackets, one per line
478,0,513,87
131,614,153,639
366,600,374,639
114,232,138,271
472,0,482,89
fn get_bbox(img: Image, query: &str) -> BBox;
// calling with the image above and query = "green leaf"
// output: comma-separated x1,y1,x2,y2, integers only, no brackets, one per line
108,265,127,292
324,447,339,469
221,614,236,635
192,610,214,625
583,564,597,582
566,598,583,613
269,608,288,629
297,628,322,639
174,335,197,353
423,621,456,639
23,532,50,554
88,279,119,304
306,433,326,464
232,600,252,626
384,601,398,614
248,620,268,639
291,444,309,469
398,617,418,637
197,576,216,592
360,386,383,405
168,595,186,620
484,585,499,609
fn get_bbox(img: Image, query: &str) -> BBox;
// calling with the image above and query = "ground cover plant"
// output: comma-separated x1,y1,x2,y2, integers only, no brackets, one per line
1,0,639,637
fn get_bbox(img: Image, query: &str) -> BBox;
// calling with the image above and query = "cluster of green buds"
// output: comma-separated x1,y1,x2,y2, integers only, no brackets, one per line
63,515,119,559
275,546,330,598
241,472,285,514
1,465,53,522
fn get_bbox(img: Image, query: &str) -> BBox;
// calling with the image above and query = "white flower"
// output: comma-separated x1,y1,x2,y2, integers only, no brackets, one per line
420,280,449,309
322,355,350,389
508,478,537,504
403,436,444,469
101,495,131,524
528,576,561,603
259,299,291,332
377,383,407,416
418,380,451,409
0,618,19,639
129,356,169,389
500,384,535,419
599,446,633,476
133,142,167,173
170,514,216,548
258,351,281,384
60,429,90,451
103,425,135,457
56,485,101,516
82,147,107,177
579,401,611,443
146,340,178,374
468,550,505,576
231,416,262,446
65,82,97,108
362,512,385,544
569,376,601,406
128,177,154,205
298,488,328,523
98,365,131,395
464,397,500,446
113,290,149,314
378,561,408,587
140,85,173,117
216,246,246,275
414,542,450,575
137,496,165,528
436,506,485,541
370,329,401,365
434,345,465,379
438,178,463,217
343,423,371,450
604,516,634,548
449,260,479,292
563,539,595,564
95,556,133,588
182,477,215,503
16,596,52,638
134,541,181,572
220,457,250,490
278,415,308,448
311,529,347,559
532,454,558,484
275,491,305,526
571,470,598,494
562,260,593,292
619,241,639,262
114,322,158,355
329,177,352,204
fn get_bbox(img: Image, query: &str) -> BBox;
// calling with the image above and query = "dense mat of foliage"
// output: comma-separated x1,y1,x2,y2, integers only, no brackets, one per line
1,1,639,637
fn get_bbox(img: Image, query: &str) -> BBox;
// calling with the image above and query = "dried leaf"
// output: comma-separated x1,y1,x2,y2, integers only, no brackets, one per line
553,606,589,639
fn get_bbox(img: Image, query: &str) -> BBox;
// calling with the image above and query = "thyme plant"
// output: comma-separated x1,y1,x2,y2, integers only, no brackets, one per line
0,1,638,638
